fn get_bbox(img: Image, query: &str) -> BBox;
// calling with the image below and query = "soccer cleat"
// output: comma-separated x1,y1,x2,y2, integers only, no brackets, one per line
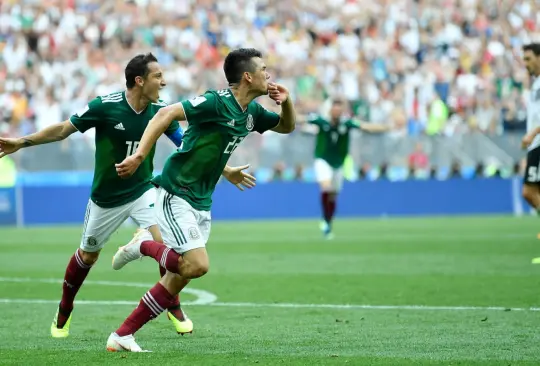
167,309,194,335
320,220,334,240
532,257,540,264
106,332,150,352
51,308,72,338
112,229,153,270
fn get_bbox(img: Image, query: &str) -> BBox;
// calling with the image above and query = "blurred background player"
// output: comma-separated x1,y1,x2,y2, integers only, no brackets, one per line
519,43,540,263
0,53,249,338
105,48,296,352
302,99,389,239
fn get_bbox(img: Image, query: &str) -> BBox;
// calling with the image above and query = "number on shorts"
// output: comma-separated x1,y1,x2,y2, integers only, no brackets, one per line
528,165,540,182
126,141,140,158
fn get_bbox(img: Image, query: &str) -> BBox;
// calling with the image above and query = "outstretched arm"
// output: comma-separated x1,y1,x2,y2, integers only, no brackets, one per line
351,118,390,133
0,120,77,158
116,103,185,178
358,122,390,133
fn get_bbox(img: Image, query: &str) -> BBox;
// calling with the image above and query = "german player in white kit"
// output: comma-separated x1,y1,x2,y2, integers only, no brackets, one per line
521,44,540,206
520,43,540,263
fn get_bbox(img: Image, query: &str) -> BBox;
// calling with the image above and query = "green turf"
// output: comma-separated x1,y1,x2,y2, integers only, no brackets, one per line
0,216,540,365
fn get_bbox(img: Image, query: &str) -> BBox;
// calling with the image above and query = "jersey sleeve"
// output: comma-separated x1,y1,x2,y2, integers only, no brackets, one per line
180,92,217,125
346,119,361,129
307,114,325,127
253,103,280,134
69,97,103,133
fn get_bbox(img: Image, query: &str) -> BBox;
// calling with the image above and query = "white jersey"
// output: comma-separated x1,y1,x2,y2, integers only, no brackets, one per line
527,77,540,151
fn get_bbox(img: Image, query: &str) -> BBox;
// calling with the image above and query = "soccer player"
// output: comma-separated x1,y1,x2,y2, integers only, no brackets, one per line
520,43,540,263
104,48,296,352
0,53,253,338
304,99,388,239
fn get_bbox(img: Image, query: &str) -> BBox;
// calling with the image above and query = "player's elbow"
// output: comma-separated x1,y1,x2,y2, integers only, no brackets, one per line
163,103,185,121
58,121,76,140
154,107,171,123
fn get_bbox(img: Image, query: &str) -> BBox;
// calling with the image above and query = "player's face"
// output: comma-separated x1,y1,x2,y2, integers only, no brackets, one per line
248,57,270,95
142,62,166,102
523,50,540,76
330,104,343,121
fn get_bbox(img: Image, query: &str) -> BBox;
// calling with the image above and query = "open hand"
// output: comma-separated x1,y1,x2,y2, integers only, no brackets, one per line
0,137,23,158
223,164,256,191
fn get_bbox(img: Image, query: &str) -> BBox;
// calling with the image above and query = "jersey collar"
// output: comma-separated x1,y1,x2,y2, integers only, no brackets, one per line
123,91,148,115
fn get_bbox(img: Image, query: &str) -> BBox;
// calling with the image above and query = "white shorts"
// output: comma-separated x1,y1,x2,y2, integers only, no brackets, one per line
155,187,211,255
80,188,157,252
314,158,344,192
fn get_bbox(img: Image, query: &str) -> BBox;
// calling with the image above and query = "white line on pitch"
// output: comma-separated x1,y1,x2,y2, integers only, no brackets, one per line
0,298,537,312
0,277,217,305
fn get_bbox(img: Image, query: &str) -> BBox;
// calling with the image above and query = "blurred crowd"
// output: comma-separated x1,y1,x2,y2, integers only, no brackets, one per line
0,0,539,175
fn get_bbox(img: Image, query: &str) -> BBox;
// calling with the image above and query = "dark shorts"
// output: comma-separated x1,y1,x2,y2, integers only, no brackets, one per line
524,146,540,185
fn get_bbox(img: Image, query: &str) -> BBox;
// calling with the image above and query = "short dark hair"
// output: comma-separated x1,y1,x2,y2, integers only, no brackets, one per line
332,99,345,106
523,43,540,56
125,53,158,88
223,48,263,85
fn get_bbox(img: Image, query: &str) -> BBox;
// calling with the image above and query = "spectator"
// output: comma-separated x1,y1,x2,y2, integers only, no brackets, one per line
0,0,536,177
408,142,430,171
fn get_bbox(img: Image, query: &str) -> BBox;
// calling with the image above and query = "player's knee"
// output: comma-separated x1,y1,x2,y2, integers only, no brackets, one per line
183,259,209,279
79,249,100,265
319,181,332,192
193,262,209,278
181,248,209,278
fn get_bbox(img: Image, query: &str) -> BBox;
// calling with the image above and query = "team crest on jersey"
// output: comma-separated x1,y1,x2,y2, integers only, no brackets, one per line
188,227,200,240
87,236,97,247
338,125,347,134
246,114,254,131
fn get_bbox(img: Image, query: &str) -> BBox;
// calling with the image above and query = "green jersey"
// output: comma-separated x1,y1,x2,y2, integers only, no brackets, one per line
153,89,280,211
70,91,180,208
309,115,359,169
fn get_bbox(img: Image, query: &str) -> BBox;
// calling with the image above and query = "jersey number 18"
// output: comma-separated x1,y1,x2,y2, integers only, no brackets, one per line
126,141,140,158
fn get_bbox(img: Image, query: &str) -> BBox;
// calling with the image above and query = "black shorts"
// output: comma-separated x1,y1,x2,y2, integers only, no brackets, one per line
524,146,540,185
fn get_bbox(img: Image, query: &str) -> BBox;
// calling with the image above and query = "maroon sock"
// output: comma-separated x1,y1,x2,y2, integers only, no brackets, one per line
116,282,175,336
141,240,181,274
327,194,337,222
321,192,331,223
57,249,93,327
158,265,181,314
